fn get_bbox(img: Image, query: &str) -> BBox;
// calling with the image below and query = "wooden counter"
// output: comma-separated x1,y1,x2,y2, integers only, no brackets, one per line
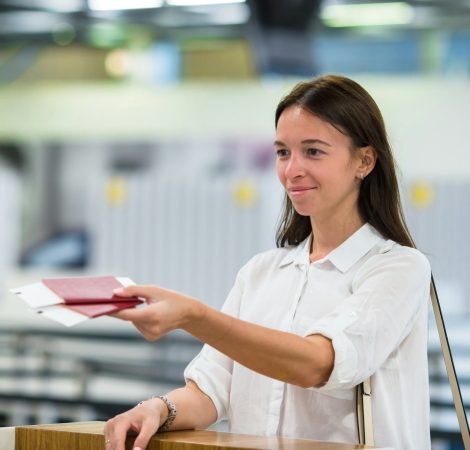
15,421,384,450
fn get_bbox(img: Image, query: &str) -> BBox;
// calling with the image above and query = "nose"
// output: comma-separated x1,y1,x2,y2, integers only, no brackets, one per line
284,152,305,180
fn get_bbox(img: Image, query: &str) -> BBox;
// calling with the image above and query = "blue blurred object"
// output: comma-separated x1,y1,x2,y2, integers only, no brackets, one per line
314,34,421,74
21,230,88,268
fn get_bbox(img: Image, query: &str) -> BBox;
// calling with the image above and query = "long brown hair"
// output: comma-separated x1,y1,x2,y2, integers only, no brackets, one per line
275,74,414,248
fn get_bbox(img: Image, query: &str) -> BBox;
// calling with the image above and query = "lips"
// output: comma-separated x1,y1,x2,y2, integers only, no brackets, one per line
288,187,316,196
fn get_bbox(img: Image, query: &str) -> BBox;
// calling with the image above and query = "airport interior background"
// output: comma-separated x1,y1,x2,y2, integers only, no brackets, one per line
0,0,469,448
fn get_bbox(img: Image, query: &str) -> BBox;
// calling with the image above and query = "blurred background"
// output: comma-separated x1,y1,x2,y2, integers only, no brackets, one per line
0,0,469,448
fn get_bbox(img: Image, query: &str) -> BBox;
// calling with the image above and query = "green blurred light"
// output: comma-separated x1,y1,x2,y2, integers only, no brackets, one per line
87,23,130,48
321,2,414,28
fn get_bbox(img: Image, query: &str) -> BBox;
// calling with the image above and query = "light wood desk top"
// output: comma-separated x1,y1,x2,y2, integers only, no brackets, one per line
14,421,386,450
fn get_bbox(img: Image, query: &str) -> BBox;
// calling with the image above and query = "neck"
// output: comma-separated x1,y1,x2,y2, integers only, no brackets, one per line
309,209,365,262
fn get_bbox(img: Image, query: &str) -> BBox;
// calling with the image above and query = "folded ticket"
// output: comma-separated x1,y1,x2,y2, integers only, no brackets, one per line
11,275,141,327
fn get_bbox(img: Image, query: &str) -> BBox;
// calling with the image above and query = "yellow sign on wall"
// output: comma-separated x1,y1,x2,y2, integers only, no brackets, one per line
409,181,435,209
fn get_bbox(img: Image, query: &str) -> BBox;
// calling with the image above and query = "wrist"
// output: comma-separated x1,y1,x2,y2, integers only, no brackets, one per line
137,397,168,427
153,398,170,427
182,298,208,331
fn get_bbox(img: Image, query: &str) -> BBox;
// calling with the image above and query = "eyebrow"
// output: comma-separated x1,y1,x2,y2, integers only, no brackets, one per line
274,139,332,147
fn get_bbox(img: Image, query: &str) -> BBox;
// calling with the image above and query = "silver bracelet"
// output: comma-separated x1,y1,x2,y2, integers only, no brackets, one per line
137,395,177,432
155,395,177,432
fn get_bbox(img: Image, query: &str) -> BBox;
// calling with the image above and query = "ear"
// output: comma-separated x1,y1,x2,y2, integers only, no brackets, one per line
357,146,377,178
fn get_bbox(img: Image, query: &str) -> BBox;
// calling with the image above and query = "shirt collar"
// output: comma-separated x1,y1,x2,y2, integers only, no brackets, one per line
279,223,386,273
279,236,311,268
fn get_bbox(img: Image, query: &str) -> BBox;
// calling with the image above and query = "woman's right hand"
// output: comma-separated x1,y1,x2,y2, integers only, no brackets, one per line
104,397,167,450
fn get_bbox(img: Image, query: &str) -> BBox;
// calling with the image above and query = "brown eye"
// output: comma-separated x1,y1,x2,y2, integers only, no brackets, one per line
307,148,322,156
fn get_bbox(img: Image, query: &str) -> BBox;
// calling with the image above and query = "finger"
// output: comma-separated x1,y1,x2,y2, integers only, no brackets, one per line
110,307,148,321
105,416,131,450
133,418,160,450
134,323,151,336
110,309,163,341
113,284,158,300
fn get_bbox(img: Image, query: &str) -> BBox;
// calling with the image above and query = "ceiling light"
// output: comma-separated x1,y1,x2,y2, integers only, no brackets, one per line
181,3,249,25
167,0,245,5
39,0,83,12
0,11,59,34
321,2,414,28
208,3,249,24
88,0,163,11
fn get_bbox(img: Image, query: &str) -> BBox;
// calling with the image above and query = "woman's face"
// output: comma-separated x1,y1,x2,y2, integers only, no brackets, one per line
275,105,363,222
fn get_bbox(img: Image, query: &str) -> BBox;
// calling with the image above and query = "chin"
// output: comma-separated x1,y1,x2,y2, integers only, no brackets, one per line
289,198,318,217
292,207,314,217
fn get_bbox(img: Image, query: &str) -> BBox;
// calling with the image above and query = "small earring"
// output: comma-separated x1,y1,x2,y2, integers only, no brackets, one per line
359,173,365,180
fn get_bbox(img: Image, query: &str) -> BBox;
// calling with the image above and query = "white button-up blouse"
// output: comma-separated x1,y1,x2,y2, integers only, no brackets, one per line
184,223,431,450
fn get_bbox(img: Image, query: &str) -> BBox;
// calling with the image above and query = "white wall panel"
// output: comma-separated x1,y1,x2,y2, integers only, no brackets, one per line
86,169,282,308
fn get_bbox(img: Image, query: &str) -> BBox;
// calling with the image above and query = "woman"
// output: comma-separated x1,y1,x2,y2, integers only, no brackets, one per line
104,75,431,450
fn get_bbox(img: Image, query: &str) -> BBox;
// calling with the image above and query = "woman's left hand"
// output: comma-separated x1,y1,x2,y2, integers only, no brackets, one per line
111,285,206,341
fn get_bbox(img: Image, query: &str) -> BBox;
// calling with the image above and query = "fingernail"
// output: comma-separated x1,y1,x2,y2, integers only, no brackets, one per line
114,288,124,294
134,447,142,450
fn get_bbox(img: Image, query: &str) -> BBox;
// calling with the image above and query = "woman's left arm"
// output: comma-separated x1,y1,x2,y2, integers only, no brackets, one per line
112,284,334,388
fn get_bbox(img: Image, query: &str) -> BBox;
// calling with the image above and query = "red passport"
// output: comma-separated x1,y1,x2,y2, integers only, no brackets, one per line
42,276,142,318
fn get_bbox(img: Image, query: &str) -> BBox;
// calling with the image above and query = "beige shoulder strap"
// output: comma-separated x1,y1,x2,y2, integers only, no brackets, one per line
356,377,374,446
430,277,470,449
356,278,470,449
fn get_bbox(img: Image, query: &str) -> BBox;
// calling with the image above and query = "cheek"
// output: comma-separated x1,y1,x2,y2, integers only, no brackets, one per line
276,161,286,186
333,171,360,197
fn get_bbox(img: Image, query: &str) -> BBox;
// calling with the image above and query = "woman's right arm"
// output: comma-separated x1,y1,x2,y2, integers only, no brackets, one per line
104,380,217,450
106,260,246,450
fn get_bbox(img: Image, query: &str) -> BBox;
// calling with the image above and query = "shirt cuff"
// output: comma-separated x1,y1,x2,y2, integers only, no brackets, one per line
184,348,232,421
304,322,359,392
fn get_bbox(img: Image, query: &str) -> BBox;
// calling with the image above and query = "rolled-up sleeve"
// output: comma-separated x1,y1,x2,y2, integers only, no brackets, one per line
184,267,245,421
304,247,431,391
